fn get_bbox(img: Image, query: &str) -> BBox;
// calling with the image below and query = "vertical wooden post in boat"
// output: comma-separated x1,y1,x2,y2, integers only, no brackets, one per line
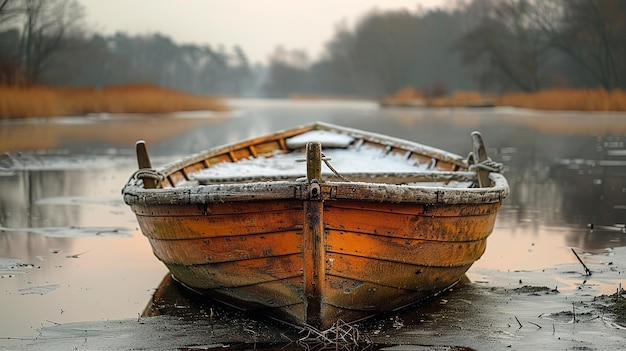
135,140,157,189
306,142,323,184
303,142,324,327
471,132,490,188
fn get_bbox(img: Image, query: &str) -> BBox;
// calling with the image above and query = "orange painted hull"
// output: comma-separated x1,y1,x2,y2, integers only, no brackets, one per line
123,122,509,329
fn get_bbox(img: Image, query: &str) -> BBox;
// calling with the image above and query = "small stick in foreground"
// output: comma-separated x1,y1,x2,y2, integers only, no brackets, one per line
571,248,592,276
515,316,523,329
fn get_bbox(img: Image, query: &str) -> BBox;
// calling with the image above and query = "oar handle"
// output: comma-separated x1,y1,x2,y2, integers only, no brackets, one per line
471,132,490,188
135,140,157,189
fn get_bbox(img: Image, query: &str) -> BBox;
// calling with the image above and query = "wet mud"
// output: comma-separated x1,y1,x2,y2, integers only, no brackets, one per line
10,264,626,350
1,101,625,350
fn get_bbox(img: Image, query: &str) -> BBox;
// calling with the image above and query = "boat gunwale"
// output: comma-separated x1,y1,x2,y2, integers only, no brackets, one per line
123,172,509,205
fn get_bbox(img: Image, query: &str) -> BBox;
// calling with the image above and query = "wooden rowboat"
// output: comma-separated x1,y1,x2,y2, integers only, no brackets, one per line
122,122,509,330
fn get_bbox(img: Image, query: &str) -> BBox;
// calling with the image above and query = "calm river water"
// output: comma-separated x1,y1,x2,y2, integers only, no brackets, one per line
1,99,625,350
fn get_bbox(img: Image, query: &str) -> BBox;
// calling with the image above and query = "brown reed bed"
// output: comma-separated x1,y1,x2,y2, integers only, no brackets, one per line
498,89,626,111
379,87,427,107
381,88,626,112
0,84,228,119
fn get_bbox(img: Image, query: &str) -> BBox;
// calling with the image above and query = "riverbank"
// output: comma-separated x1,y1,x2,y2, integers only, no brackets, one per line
380,88,626,111
0,84,228,119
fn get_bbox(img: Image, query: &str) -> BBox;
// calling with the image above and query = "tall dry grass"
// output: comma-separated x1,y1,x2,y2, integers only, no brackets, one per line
497,89,626,111
0,86,60,119
0,84,228,119
379,87,426,107
381,87,626,111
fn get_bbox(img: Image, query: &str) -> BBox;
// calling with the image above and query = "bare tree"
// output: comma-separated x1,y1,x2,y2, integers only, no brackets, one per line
263,46,310,97
0,0,21,23
323,21,361,94
532,0,626,90
456,0,552,92
460,0,626,90
18,0,84,82
0,1,24,84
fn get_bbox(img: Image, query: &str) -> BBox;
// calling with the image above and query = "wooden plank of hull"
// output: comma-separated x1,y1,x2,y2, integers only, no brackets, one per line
147,231,302,265
135,205,303,240
171,273,307,321
319,276,459,327
325,253,471,294
323,273,463,312
325,231,487,267
195,281,308,328
132,200,304,217
317,261,470,328
324,202,498,242
164,255,303,291
324,200,500,217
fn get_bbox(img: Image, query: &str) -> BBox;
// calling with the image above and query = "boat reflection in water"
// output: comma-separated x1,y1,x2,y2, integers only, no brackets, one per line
142,274,214,319
141,274,307,350
142,273,476,350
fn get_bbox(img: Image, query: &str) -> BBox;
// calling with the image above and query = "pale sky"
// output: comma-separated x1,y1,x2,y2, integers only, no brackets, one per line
77,0,446,64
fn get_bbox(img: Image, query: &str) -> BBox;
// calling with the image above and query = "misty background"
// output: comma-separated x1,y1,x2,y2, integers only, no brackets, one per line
0,0,624,98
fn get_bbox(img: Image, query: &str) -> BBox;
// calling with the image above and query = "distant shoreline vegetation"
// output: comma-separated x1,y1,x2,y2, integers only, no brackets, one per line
1,1,624,108
0,84,228,119
3,84,625,120
380,87,626,112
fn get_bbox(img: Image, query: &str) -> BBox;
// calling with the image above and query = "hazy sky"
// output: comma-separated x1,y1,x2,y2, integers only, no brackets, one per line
77,0,446,64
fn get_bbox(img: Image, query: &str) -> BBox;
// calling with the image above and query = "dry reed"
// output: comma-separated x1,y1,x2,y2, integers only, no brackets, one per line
381,87,626,111
0,84,228,119
497,88,626,111
379,87,426,107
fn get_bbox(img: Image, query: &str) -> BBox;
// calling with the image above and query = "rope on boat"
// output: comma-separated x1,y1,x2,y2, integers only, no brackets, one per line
321,154,352,182
297,153,353,182
125,168,165,188
467,152,504,173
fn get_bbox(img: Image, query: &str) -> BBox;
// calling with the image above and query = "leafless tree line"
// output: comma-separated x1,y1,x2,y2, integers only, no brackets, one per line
0,0,255,95
1,0,624,96
0,0,84,83
263,0,625,96
456,0,625,91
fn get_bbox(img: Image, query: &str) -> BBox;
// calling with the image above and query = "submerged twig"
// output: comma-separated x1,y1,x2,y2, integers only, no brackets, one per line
515,316,523,329
0,337,35,341
65,250,90,258
571,248,592,276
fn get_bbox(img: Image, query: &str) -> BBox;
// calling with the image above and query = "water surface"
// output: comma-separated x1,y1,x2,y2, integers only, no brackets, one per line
1,100,625,349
